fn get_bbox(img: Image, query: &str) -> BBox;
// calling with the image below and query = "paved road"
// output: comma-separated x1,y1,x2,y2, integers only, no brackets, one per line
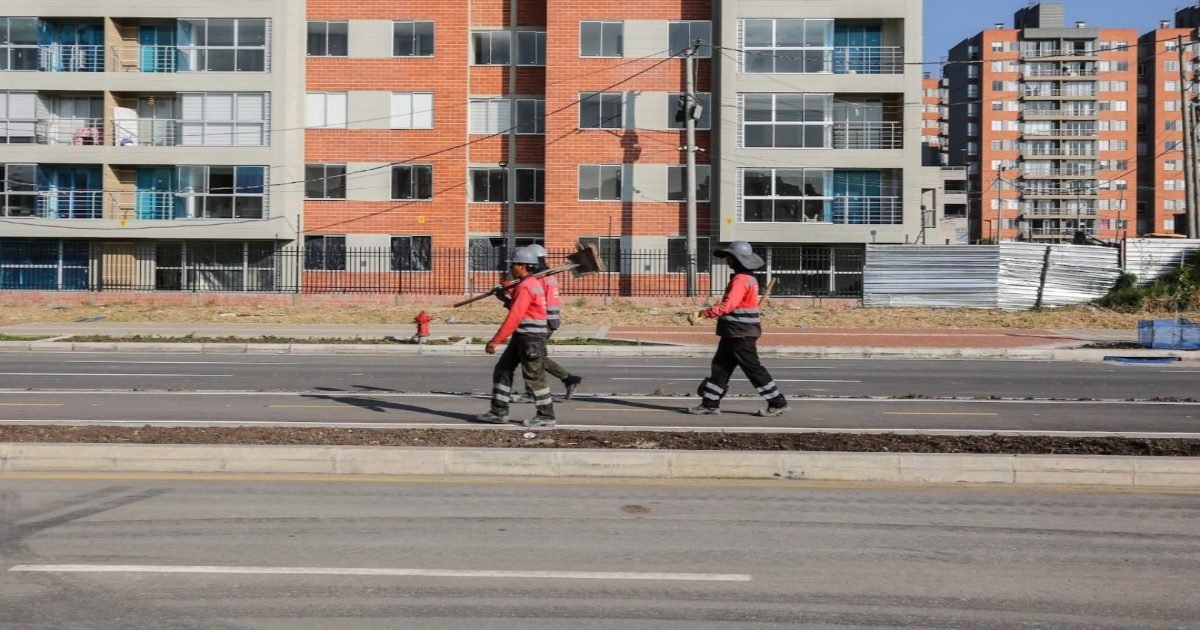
1,476,1196,629
0,352,1194,399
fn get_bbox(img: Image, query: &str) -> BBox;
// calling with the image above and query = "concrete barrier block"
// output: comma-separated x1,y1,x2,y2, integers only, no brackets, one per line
547,346,602,357
1014,455,1135,486
1133,458,1200,487
109,444,228,473
444,449,556,477
0,442,12,471
0,341,32,351
201,343,247,353
335,447,445,475
219,445,335,474
899,454,1015,484
668,451,781,479
780,452,901,482
556,450,669,478
3,444,118,472
416,345,467,356
72,342,119,352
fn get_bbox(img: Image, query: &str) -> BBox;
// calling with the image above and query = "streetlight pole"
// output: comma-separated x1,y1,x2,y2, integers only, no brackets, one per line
506,0,519,253
684,41,699,297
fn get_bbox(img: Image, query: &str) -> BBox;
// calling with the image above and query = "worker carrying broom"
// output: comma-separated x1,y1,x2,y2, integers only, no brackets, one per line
477,246,556,428
528,244,584,399
685,241,789,417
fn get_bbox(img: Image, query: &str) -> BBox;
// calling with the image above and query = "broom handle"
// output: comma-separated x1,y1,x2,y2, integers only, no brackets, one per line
452,263,579,308
759,277,779,309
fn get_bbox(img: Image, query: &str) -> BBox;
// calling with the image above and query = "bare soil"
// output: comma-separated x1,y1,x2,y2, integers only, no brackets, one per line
1,425,1196,456
4,302,1195,330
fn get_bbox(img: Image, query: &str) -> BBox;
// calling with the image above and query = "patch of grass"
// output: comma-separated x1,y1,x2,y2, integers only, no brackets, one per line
0,334,49,342
1097,258,1200,315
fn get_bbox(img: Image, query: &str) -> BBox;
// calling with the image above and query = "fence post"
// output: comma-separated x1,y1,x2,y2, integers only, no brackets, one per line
1034,245,1052,310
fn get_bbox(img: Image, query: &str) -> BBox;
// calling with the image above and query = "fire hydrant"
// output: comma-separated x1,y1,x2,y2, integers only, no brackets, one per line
413,310,432,344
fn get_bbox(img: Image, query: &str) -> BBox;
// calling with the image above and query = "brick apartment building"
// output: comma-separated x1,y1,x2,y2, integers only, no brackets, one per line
943,2,1139,244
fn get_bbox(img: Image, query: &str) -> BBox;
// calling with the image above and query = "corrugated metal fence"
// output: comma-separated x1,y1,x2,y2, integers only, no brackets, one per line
864,243,1120,310
1124,239,1200,285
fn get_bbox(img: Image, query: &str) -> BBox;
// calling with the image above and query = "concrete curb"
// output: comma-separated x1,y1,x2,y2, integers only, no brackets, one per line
1,443,1197,488
0,340,1195,362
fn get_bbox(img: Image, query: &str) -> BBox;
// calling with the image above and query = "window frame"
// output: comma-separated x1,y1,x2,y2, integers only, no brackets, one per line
740,167,832,224
471,30,511,65
390,92,434,129
469,167,508,203
176,165,268,220
515,98,545,135
176,18,270,72
390,234,433,272
516,30,547,66
515,168,545,203
578,236,621,273
668,21,712,58
303,163,347,200
469,97,511,135
667,164,711,202
578,164,623,201
740,18,833,74
579,92,624,129
740,93,833,149
390,164,434,201
580,21,624,58
668,92,712,130
305,92,348,129
667,236,712,274
304,235,346,271
306,21,348,57
392,21,435,57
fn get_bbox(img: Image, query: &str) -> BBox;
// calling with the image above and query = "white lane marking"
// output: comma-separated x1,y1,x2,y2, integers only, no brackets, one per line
607,365,834,370
884,412,999,417
67,361,298,366
1160,370,1200,373
611,378,862,384
0,373,231,378
7,564,752,583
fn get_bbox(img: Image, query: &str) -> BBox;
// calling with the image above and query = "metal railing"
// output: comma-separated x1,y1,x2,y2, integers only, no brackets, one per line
104,191,268,220
1021,207,1098,218
111,119,269,147
1020,168,1099,178
1020,49,1099,59
108,45,270,73
35,45,105,72
831,121,902,149
1021,146,1098,157
27,119,105,145
831,46,905,74
1025,226,1097,237
1021,108,1098,118
1021,187,1099,197
109,45,178,72
0,191,104,219
106,191,179,221
1020,68,1098,78
830,196,903,225
1022,87,1099,98
1020,127,1097,138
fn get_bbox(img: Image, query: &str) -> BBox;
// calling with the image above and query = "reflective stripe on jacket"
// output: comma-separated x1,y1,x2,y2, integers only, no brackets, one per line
491,276,549,344
703,273,762,339
543,275,562,331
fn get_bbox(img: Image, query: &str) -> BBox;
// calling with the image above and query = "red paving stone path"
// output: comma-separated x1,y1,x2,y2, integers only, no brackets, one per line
606,327,1078,348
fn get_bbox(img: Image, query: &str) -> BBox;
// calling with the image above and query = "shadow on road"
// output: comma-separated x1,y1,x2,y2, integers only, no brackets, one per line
300,393,479,423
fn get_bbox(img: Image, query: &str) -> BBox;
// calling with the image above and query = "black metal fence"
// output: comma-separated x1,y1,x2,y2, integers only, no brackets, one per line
0,239,864,298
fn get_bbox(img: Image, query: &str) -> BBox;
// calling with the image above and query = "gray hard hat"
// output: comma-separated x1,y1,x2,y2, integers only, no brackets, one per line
527,244,547,259
507,246,540,265
714,241,765,270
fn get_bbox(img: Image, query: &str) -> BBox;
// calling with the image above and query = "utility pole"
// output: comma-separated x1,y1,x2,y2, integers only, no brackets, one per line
993,167,1003,243
1177,35,1199,238
683,41,699,297
505,0,519,254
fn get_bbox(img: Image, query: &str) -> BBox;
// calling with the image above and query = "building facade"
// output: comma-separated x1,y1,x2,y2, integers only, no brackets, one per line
943,3,1138,244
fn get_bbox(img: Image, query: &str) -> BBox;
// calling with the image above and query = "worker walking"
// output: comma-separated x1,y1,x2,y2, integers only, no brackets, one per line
685,241,788,417
478,246,556,427
528,245,584,399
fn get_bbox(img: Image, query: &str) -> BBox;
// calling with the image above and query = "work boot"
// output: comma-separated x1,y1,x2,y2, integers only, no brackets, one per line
684,405,721,415
756,404,790,418
475,410,509,424
563,375,583,400
522,413,556,428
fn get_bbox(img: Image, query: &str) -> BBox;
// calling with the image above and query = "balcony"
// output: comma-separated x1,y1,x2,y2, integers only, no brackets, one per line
1020,108,1098,120
830,121,902,149
24,119,106,145
1026,226,1096,239
109,45,178,73
1021,206,1097,218
111,119,269,147
742,46,904,75
1021,127,1098,139
1022,88,1098,99
1020,168,1099,179
1020,68,1099,79
1020,147,1098,159
1020,49,1099,61
831,47,904,75
830,196,902,224
0,45,105,72
105,189,267,221
0,191,103,219
1021,187,1099,199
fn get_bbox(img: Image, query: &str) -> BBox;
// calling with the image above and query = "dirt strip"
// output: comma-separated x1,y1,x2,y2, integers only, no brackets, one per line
1,425,1197,457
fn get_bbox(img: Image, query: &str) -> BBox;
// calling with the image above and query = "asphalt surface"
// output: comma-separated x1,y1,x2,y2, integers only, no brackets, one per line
1,352,1199,435
1,476,1197,629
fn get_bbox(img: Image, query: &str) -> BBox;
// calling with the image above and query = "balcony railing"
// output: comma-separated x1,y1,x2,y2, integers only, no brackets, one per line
27,119,105,145
1020,108,1098,118
1021,207,1098,218
1022,88,1098,98
1021,169,1099,178
16,45,106,72
830,196,903,225
111,119,269,147
107,44,270,73
0,191,103,219
1021,146,1098,157
831,121,902,149
106,191,267,220
1020,68,1099,78
1020,49,1099,59
1022,187,1099,198
109,45,177,72
831,47,905,75
1025,226,1097,237
1020,128,1098,138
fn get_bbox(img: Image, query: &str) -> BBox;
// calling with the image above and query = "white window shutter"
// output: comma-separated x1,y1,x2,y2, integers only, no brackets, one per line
181,93,205,121
413,93,433,128
391,93,412,128
736,20,744,72
305,93,325,128
736,93,744,148
469,99,488,133
207,93,234,121
489,99,509,133
735,168,744,223
236,93,265,121
327,94,347,128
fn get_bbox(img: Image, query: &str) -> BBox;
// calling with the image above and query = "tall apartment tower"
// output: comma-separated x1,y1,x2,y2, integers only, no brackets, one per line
944,3,1138,244
1137,8,1200,236
0,1,305,289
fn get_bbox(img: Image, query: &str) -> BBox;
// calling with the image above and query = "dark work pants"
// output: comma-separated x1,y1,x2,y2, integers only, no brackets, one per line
543,329,570,382
699,337,784,409
491,334,554,418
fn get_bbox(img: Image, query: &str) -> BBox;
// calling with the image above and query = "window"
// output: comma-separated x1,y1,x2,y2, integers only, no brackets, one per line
516,168,544,203
470,167,507,202
0,164,37,217
742,19,833,73
579,92,623,129
0,92,36,144
469,236,541,271
393,21,435,57
517,31,546,66
516,98,545,134
741,93,831,148
391,165,433,200
669,21,712,58
667,165,710,202
307,21,348,57
578,237,621,271
741,168,830,223
390,235,432,271
667,237,711,273
305,235,346,271
669,92,712,130
177,18,269,72
472,31,510,65
580,21,623,58
469,98,510,134
306,92,347,128
0,19,38,71
578,164,623,201
179,92,268,146
176,166,267,219
391,92,434,129
304,164,346,199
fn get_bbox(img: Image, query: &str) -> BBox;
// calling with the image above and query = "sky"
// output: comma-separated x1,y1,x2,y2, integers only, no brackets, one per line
924,0,1188,62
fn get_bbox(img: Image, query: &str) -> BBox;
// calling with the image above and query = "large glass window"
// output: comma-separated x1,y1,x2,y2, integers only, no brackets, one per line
393,22,435,57
179,92,268,146
304,164,347,199
579,165,622,201
391,165,433,200
176,165,268,219
669,21,712,58
0,164,37,216
742,93,832,148
307,21,348,57
390,235,432,271
390,92,434,129
470,168,507,203
517,31,546,66
667,165,710,202
742,19,833,73
516,168,544,203
579,93,623,129
0,92,36,143
305,235,346,271
516,99,545,134
177,19,268,72
0,19,39,71
667,237,711,273
580,21,623,58
472,31,510,65
578,237,621,272
469,236,540,271
741,168,830,223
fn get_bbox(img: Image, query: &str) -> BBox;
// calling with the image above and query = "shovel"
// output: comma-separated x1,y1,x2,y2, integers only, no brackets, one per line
453,244,605,308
